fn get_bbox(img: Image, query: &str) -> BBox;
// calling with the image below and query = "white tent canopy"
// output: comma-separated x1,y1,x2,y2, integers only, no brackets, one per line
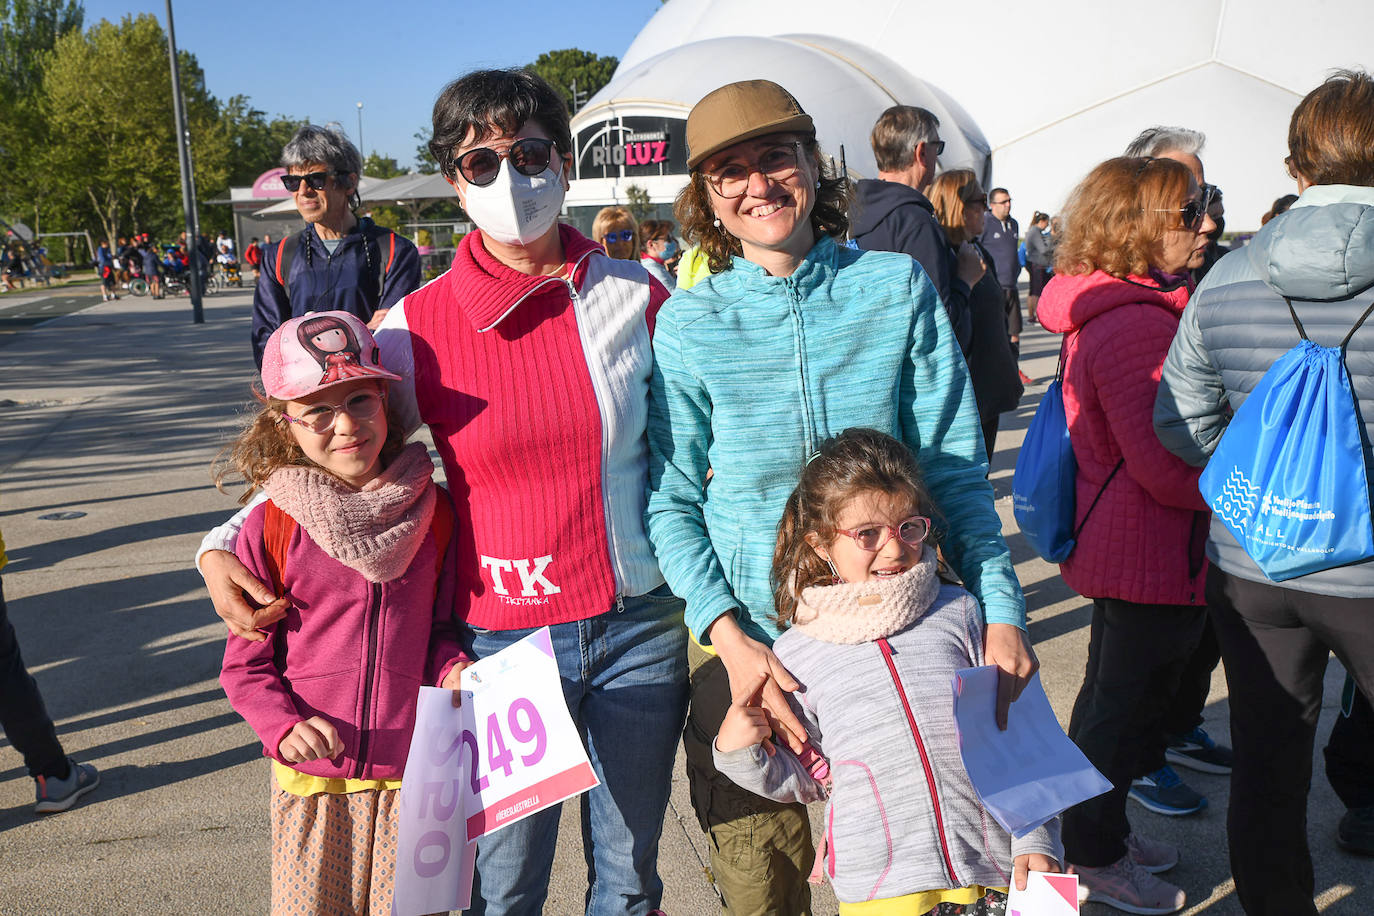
568,33,991,209
614,0,1374,230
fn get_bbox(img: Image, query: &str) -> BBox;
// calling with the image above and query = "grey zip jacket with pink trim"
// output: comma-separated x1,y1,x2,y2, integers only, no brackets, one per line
714,567,1061,905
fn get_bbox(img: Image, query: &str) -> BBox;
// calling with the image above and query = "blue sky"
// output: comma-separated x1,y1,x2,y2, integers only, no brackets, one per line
82,0,664,174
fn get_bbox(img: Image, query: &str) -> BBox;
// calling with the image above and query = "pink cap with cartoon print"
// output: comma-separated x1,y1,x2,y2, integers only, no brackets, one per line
261,310,401,400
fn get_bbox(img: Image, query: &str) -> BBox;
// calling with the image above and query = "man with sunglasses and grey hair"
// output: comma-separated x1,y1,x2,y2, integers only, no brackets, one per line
250,124,420,367
851,104,979,352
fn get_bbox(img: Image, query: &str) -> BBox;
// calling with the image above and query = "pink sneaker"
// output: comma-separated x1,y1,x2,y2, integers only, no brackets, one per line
1126,832,1179,873
1070,854,1185,914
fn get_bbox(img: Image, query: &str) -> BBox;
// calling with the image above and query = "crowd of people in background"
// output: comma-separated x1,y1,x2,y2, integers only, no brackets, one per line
2,56,1370,916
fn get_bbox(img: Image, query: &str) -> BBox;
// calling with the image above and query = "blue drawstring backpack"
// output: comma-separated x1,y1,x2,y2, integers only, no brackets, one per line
1198,297,1374,581
1013,340,1123,563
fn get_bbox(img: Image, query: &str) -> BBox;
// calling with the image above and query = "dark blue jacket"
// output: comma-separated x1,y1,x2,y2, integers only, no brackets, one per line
250,217,421,367
979,211,1020,288
850,179,971,352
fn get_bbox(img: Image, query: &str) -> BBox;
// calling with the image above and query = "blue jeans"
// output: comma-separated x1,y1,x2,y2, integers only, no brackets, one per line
465,585,688,916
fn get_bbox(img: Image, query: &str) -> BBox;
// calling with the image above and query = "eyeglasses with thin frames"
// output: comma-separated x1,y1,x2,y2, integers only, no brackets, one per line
835,516,931,552
703,140,805,200
280,389,384,435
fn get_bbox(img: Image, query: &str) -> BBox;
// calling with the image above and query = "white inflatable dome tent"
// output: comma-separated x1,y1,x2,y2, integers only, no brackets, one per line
602,0,1374,231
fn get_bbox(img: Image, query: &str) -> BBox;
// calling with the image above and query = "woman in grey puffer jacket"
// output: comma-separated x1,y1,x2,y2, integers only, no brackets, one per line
1153,69,1374,916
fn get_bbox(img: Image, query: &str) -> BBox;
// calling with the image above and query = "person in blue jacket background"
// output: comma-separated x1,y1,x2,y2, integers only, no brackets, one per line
645,78,1036,914
250,125,420,368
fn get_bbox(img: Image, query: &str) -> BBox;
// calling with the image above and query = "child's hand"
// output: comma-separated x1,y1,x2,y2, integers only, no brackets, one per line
441,660,474,707
1012,853,1062,891
279,716,343,763
716,673,776,754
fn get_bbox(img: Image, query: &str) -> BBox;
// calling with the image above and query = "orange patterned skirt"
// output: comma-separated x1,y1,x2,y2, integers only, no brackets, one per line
269,777,400,916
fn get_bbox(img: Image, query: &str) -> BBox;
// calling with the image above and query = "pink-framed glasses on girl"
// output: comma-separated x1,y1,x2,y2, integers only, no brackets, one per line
835,515,931,552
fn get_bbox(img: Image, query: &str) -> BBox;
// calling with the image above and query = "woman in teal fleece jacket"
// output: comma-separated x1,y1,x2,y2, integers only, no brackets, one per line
644,79,1034,914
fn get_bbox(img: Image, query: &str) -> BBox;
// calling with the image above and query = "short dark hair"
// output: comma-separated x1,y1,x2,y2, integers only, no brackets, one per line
429,68,572,181
988,187,1010,200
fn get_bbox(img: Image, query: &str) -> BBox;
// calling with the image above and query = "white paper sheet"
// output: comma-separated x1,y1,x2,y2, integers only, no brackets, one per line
1007,870,1081,915
952,666,1111,837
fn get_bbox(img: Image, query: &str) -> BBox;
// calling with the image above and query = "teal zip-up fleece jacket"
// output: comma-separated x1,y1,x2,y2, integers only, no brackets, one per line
646,235,1026,645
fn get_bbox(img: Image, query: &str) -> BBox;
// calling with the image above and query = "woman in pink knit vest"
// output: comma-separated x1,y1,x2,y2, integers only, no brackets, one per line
199,70,686,916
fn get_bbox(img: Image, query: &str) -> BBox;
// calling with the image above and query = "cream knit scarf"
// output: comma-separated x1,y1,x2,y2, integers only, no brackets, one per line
790,547,941,645
263,442,437,583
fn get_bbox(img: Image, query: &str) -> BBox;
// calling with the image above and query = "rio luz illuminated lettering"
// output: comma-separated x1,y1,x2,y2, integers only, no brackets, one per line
589,130,670,168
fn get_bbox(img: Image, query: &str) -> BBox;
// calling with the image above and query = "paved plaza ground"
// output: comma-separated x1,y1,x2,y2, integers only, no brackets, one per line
0,288,1364,914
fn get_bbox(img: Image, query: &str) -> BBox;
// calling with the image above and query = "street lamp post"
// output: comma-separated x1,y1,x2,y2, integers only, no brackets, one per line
356,102,364,159
165,0,203,323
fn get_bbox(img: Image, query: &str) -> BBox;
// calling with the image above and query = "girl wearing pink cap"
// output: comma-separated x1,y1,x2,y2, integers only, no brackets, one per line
216,311,470,914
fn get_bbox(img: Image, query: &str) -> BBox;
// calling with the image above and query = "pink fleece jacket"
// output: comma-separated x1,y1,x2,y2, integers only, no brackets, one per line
220,487,465,780
1036,271,1209,606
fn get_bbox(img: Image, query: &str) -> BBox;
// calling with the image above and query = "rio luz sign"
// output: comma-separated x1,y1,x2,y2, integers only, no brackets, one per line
576,117,688,180
591,131,669,167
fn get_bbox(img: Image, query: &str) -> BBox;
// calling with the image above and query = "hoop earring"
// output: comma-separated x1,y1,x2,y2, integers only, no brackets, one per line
816,179,822,189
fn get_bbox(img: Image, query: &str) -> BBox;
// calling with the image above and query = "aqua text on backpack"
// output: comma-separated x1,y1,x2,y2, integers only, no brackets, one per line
1013,338,1122,563
1198,297,1374,581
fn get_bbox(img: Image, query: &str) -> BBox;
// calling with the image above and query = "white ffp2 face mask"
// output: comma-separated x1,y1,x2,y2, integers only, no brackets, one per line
463,157,565,246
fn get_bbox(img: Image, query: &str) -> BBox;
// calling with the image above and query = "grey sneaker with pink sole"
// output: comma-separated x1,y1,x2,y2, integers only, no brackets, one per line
1070,854,1185,915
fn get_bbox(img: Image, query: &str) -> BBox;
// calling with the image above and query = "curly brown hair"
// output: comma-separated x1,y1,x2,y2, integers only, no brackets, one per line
771,428,945,627
213,382,408,503
1054,156,1193,279
674,134,851,275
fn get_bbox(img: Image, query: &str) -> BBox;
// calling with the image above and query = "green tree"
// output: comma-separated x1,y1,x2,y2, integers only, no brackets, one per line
526,48,618,114
217,95,304,188
0,0,83,225
40,14,229,245
364,153,406,179
414,127,439,174
625,184,653,222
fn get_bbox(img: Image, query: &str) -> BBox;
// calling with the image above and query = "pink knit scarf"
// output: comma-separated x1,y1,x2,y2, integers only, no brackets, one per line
790,548,941,645
263,442,437,583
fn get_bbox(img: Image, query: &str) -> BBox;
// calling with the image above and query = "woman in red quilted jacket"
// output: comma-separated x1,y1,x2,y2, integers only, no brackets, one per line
1035,156,1216,916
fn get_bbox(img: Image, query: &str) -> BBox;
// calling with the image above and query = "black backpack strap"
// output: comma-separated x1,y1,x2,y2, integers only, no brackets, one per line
1340,298,1374,349
1284,294,1374,349
1073,458,1125,540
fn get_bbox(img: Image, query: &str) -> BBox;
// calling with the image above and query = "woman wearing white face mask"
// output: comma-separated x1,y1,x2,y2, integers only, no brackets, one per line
196,68,686,916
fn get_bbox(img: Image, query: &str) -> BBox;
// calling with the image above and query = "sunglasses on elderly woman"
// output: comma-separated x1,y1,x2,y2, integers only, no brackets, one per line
835,516,931,552
281,171,345,192
602,230,635,244
456,138,557,187
1154,197,1208,231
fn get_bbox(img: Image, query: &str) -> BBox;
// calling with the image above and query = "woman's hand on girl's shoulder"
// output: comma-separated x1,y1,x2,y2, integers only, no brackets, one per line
203,549,287,641
279,716,343,763
1012,853,1062,891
